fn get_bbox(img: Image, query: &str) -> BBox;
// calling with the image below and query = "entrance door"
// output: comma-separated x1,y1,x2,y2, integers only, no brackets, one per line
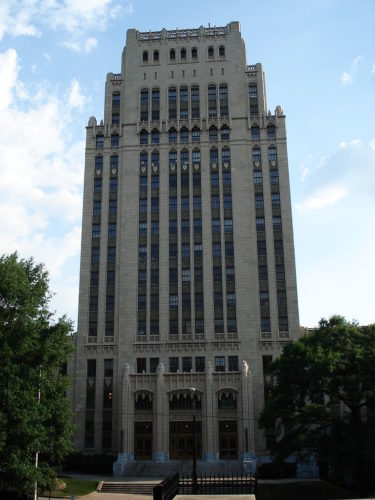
219,420,238,459
134,422,152,460
169,421,202,460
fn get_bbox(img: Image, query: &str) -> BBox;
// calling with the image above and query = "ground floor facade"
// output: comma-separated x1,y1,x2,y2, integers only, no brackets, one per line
111,360,256,475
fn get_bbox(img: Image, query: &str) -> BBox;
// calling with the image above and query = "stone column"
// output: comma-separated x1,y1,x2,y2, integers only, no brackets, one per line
241,360,256,472
155,362,167,461
113,363,133,476
204,361,218,460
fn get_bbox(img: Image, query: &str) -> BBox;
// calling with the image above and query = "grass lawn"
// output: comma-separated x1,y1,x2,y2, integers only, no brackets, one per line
258,480,357,500
42,476,98,497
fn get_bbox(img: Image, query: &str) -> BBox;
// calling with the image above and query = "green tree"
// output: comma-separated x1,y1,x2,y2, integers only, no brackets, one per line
259,316,375,493
0,253,74,497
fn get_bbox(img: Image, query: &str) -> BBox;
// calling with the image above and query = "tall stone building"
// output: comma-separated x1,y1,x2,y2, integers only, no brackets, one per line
72,21,299,472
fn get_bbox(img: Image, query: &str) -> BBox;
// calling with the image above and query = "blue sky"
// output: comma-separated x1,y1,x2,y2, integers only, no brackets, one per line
0,0,374,327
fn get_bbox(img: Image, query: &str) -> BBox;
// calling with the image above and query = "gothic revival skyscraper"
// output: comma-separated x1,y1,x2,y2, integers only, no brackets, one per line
72,21,299,473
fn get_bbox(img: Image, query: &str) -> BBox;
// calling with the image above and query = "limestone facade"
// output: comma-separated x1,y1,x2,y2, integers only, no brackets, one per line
72,22,299,470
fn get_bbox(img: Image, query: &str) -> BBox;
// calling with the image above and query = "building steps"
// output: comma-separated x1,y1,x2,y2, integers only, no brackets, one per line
99,480,159,494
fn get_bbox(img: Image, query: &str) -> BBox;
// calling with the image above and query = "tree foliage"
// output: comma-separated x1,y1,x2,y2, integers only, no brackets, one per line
259,316,375,492
0,253,74,496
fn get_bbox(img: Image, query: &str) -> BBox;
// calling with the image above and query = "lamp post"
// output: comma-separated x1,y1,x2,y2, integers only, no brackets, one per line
189,387,198,494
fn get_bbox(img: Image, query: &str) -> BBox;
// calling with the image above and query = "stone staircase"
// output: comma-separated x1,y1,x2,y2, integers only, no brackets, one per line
99,479,159,495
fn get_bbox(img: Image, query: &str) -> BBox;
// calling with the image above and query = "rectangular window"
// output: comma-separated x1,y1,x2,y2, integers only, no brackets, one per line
151,269,159,285
150,358,159,373
169,268,178,284
228,356,238,371
194,267,203,283
151,198,159,213
224,219,233,233
226,267,235,282
108,223,116,238
104,359,113,377
227,292,236,306
151,244,159,260
222,171,231,186
181,244,190,258
140,89,149,121
215,356,225,372
212,219,221,233
257,240,267,256
195,292,204,309
137,358,146,374
180,87,188,118
168,87,177,119
169,196,177,212
182,357,192,372
211,172,219,187
194,219,202,234
223,195,232,209
213,266,222,282
211,195,220,209
255,193,264,208
253,171,263,184
169,357,179,373
261,317,271,332
139,199,147,214
212,243,221,257
151,175,159,189
93,200,101,216
181,220,190,234
225,241,234,257
169,294,178,309
109,199,117,215
181,196,189,211
138,269,147,284
107,270,115,285
87,359,96,377
169,243,178,258
152,88,160,120
195,356,205,372
150,294,159,310
92,224,100,239
270,170,279,184
258,265,268,280
182,268,191,282
107,246,116,262
227,318,237,332
94,179,102,193
139,245,147,259
169,173,177,188
194,243,202,258
138,295,146,310
193,197,201,210
195,319,204,333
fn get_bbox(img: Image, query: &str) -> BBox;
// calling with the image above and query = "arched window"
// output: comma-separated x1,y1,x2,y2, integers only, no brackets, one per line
169,128,177,144
151,150,159,167
251,126,260,140
210,147,218,165
219,45,225,58
180,48,186,61
96,134,104,148
140,150,148,167
208,84,217,117
252,147,261,164
192,47,198,60
209,125,218,141
153,50,159,62
218,392,236,409
142,51,148,63
169,149,177,166
222,146,230,165
221,125,229,141
135,394,153,411
151,129,159,144
111,133,119,148
170,49,176,61
267,125,276,139
208,46,214,59
192,126,200,142
268,146,277,162
180,127,189,143
192,148,201,165
169,394,201,410
180,149,189,166
140,129,148,145
219,83,228,117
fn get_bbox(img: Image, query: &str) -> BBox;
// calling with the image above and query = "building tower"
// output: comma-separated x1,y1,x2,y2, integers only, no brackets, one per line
72,21,299,473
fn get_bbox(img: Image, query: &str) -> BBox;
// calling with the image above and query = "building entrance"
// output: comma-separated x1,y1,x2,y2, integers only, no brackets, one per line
134,422,152,460
219,420,238,459
169,421,202,460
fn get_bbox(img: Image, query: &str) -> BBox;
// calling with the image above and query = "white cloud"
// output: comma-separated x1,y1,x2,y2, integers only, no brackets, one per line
339,139,361,148
296,185,348,211
301,167,310,182
369,138,375,152
43,52,51,60
352,55,363,68
341,72,353,85
68,78,86,110
0,47,85,324
0,0,121,52
125,2,134,14
372,64,375,74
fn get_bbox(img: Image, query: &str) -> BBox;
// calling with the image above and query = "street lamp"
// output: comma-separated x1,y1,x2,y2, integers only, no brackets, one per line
189,387,198,494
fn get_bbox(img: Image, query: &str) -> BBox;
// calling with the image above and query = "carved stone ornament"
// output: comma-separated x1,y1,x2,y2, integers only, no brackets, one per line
254,161,260,168
211,163,217,170
152,164,158,173
170,164,176,172
141,165,147,174
182,163,188,171
111,168,117,175
96,169,102,176
270,160,277,167
194,163,200,171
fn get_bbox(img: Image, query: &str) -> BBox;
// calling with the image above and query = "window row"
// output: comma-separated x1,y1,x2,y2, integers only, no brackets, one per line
96,133,119,148
139,83,228,121
139,124,230,145
250,125,276,140
142,45,225,64
252,146,278,164
139,147,230,167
